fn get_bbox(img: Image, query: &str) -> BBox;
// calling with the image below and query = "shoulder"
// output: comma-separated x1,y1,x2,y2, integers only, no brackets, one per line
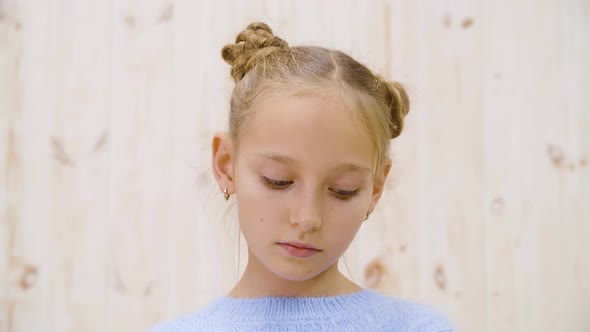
364,290,456,332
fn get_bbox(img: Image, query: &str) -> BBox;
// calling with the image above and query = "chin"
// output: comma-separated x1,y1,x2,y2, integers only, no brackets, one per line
267,261,327,282
273,270,319,282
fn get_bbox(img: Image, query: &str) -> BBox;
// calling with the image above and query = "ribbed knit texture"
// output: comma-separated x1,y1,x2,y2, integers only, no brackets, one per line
148,288,456,331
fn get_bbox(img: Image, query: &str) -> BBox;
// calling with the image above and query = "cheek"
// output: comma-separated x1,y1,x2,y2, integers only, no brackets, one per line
322,197,369,246
326,208,364,238
327,189,372,218
235,176,286,240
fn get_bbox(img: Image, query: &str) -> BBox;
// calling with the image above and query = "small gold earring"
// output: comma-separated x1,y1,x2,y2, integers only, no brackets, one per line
223,188,230,201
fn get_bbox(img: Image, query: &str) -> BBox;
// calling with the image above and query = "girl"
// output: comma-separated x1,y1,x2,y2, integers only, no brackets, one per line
150,22,455,331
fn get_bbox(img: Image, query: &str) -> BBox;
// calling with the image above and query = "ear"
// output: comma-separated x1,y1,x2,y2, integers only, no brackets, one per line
212,131,235,194
366,157,392,216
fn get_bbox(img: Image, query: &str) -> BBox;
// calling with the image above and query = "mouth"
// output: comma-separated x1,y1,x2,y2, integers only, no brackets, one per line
278,242,322,258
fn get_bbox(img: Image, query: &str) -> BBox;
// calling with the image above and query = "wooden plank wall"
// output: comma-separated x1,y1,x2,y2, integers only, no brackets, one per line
1,0,588,331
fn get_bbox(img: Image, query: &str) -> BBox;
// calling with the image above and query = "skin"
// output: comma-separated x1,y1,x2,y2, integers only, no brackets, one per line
212,91,391,298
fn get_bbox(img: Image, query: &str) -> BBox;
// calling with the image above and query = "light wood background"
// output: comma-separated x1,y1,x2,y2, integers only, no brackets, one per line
1,0,588,331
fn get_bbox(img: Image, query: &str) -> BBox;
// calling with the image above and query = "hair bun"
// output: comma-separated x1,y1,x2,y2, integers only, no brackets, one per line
377,78,410,139
221,22,289,82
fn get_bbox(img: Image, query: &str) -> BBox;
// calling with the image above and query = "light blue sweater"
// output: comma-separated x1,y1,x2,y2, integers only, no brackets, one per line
148,288,456,331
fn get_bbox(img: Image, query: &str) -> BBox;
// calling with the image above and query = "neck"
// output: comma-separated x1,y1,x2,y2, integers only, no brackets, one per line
228,250,360,298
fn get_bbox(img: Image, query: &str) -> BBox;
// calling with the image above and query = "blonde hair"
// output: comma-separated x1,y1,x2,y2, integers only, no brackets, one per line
221,22,410,174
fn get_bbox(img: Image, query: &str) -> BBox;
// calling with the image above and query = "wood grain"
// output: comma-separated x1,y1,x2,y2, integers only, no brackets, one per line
0,0,588,331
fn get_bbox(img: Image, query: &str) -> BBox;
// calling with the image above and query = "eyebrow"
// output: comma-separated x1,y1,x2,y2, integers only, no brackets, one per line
255,152,372,174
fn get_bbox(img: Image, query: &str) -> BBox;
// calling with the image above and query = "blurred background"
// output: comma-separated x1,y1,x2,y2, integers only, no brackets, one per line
1,0,589,331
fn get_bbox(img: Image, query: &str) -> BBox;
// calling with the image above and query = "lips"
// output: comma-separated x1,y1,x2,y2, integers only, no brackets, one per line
283,242,320,250
278,242,321,258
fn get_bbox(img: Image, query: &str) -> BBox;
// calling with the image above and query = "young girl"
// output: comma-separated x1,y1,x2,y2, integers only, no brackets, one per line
150,22,455,331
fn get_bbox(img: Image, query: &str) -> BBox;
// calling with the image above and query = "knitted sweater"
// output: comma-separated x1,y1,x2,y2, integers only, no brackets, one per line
148,288,456,331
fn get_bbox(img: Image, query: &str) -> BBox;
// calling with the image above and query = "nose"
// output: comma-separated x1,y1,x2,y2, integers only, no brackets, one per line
290,190,322,232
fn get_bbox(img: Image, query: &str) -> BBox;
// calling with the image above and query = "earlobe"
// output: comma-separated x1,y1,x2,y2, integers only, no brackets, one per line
212,131,235,193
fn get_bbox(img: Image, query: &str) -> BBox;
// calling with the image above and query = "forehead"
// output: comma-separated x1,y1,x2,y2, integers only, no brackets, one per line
238,92,375,170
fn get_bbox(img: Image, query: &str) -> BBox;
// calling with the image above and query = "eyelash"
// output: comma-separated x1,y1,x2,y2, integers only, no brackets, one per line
260,176,360,200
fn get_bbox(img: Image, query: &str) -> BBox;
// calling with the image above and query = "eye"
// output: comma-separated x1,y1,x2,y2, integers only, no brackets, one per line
331,188,360,200
260,176,293,189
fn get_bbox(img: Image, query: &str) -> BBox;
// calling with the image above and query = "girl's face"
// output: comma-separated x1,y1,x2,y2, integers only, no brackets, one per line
214,92,391,282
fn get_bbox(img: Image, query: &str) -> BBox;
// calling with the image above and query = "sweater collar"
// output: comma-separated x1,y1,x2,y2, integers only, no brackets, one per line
199,288,382,321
